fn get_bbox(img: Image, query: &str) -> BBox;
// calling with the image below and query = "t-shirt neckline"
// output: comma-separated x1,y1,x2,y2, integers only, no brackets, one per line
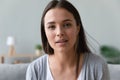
46,54,87,80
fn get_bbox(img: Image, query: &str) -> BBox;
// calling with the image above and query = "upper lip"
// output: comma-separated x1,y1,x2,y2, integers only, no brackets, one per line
55,39,68,43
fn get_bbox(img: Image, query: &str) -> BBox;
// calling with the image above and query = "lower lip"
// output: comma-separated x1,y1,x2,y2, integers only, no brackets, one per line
56,42,67,46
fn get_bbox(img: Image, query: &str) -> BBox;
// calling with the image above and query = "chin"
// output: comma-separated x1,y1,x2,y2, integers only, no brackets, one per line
55,48,68,53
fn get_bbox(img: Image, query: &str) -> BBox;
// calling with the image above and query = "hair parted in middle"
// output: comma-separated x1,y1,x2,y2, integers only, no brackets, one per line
41,0,91,55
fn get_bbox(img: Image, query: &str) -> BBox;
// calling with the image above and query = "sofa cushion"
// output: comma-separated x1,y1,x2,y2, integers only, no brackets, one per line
0,63,29,80
108,64,120,80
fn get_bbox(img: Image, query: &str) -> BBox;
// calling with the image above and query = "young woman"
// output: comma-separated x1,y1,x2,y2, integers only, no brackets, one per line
26,0,110,80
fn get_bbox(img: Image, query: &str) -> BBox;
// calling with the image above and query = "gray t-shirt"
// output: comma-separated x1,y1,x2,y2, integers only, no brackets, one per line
26,53,110,80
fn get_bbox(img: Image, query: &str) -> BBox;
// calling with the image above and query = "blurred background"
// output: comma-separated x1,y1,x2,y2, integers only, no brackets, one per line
0,0,120,54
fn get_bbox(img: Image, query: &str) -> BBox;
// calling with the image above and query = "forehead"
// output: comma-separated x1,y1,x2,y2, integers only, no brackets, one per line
44,8,75,23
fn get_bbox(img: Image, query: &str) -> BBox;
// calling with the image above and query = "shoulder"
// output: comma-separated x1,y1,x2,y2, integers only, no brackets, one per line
84,53,108,72
85,53,109,78
84,53,110,79
26,54,48,79
32,54,48,64
27,54,48,74
85,53,107,65
29,54,48,69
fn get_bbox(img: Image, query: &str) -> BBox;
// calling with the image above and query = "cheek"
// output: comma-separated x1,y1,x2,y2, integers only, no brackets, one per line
45,28,52,40
69,28,78,37
68,29,79,42
45,31,55,45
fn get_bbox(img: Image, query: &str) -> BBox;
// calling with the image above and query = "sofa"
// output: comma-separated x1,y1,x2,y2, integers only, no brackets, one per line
0,63,29,80
108,64,120,80
0,63,119,80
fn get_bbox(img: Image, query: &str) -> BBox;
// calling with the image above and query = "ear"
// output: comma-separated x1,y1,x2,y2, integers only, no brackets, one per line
76,25,80,35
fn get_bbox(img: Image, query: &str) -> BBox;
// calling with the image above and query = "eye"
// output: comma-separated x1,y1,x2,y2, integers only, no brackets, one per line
48,25,56,30
63,23,72,28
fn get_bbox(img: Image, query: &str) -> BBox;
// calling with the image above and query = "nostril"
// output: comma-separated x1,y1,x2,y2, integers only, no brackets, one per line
57,33,64,37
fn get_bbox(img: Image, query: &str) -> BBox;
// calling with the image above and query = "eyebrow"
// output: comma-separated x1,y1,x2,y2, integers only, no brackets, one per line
47,19,72,25
62,19,72,22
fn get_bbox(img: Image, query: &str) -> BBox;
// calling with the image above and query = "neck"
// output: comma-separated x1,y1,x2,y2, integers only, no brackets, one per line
48,50,84,79
50,49,77,68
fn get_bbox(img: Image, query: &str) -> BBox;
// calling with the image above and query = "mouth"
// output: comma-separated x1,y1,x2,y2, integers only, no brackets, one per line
55,39,68,44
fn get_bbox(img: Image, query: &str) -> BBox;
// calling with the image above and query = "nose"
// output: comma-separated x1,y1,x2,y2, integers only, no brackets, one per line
56,27,64,37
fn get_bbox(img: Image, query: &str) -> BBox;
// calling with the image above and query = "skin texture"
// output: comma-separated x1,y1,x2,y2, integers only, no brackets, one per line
44,8,82,80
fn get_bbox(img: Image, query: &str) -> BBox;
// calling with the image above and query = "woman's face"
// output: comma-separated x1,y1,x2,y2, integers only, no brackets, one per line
44,8,80,53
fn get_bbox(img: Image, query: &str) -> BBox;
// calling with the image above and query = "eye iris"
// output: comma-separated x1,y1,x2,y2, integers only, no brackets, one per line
64,23,71,28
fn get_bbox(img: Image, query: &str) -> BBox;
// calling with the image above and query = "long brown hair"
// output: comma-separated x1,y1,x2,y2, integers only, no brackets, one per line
41,0,91,78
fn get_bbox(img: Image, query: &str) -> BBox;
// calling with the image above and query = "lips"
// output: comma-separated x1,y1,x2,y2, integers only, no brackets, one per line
55,39,68,43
